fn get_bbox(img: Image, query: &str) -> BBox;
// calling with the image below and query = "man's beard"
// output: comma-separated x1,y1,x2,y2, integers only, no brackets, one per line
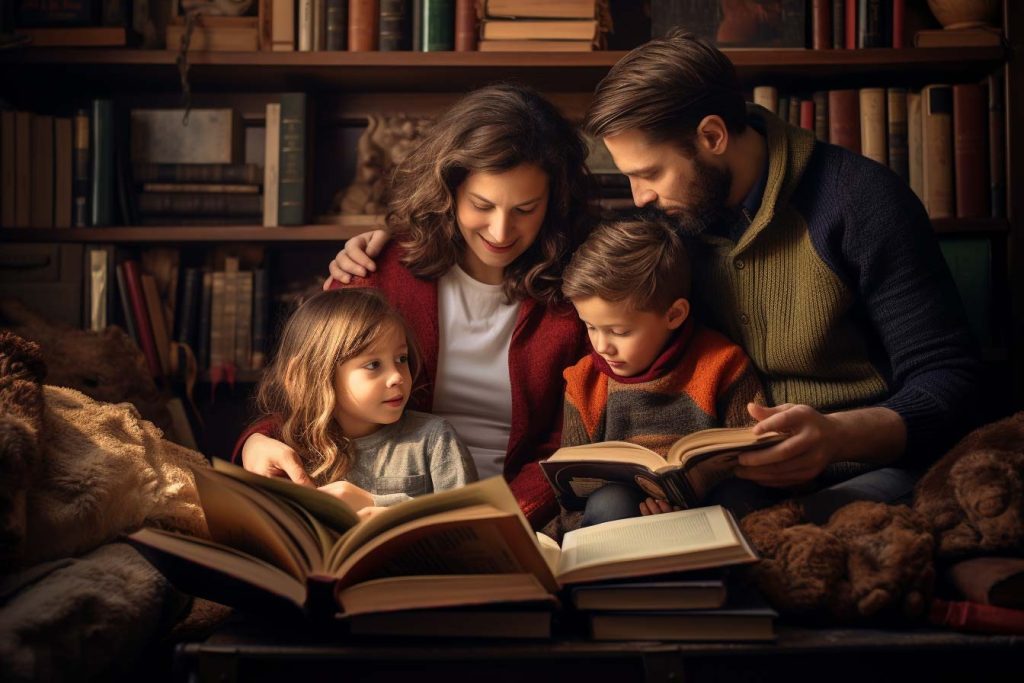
642,157,735,236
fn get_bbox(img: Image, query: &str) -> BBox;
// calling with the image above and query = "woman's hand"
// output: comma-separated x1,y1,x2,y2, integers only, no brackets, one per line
734,403,841,488
241,433,314,487
318,480,376,511
639,498,678,516
323,229,391,289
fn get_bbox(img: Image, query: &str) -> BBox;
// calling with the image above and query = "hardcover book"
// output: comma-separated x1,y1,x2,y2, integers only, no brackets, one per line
540,428,784,510
129,463,758,620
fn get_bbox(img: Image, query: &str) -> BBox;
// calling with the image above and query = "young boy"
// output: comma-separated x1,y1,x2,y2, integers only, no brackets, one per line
560,216,765,526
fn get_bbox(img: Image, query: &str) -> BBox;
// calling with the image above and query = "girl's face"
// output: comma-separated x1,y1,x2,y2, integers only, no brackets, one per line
332,320,412,439
454,163,550,285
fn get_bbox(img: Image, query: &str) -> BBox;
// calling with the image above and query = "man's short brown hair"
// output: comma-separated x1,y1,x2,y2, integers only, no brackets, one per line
584,30,747,152
562,216,690,312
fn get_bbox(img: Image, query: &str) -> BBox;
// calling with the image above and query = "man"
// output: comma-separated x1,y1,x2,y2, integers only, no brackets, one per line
294,32,983,520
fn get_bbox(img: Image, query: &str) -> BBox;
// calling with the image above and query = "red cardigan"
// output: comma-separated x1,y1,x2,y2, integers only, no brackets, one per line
236,246,588,528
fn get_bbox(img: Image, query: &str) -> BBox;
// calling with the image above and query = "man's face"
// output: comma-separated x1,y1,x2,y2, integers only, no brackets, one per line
603,129,733,233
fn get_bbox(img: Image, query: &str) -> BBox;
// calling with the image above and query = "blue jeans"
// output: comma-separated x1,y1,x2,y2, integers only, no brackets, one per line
705,466,920,524
581,483,648,527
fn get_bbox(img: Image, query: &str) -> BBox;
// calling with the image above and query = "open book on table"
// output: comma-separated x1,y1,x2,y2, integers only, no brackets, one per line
128,459,757,621
540,427,785,510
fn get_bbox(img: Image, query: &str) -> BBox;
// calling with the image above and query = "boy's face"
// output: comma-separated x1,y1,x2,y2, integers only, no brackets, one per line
333,321,412,439
572,296,689,378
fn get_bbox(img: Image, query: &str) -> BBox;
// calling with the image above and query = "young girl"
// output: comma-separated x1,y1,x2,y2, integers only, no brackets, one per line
252,287,477,517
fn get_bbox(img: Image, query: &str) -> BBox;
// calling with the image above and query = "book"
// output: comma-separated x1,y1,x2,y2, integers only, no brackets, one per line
570,570,727,611
587,587,777,642
914,27,1002,48
30,114,54,228
929,599,1024,635
813,91,829,142
857,0,884,48
278,93,307,226
952,83,989,219
485,0,595,19
325,0,347,50
175,266,203,348
19,27,127,47
141,273,172,376
130,109,244,165
119,260,162,378
752,86,778,115
811,0,832,50
136,192,263,217
828,89,861,154
132,163,263,185
263,102,281,227
540,428,785,510
481,19,597,41
141,183,260,194
53,117,73,228
422,0,454,51
251,267,269,369
348,603,555,639
859,88,887,166
348,0,377,51
908,90,924,202
128,463,758,620
379,0,410,51
988,73,1005,218
922,84,954,218
886,87,909,182
0,111,15,228
454,0,477,51
72,108,90,227
90,99,114,227
478,39,593,52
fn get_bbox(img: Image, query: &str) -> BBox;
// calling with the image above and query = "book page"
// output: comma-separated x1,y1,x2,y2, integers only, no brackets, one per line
545,441,666,471
667,429,784,465
557,506,749,582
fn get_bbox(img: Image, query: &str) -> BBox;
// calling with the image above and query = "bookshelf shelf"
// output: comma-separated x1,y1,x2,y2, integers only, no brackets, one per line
0,47,1007,93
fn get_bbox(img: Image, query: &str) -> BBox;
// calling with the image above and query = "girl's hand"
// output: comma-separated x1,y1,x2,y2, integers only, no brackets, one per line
323,229,390,288
639,498,678,516
241,433,314,487
735,402,839,488
318,481,375,511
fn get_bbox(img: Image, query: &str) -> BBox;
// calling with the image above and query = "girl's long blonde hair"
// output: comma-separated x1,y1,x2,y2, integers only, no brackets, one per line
254,288,419,484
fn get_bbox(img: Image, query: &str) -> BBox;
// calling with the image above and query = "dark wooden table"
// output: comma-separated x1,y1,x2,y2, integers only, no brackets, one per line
175,616,1024,683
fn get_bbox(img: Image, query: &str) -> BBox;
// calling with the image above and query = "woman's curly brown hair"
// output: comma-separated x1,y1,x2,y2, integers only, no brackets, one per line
385,83,594,304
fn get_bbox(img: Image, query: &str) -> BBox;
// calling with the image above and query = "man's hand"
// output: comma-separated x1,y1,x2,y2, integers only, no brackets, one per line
734,403,841,488
323,229,390,289
639,497,678,516
241,433,314,487
318,480,376,511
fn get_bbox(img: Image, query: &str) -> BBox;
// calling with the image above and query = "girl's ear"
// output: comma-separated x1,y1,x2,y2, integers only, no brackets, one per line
665,298,690,330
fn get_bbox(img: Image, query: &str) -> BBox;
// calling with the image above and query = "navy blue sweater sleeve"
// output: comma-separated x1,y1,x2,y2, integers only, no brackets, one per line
818,149,981,464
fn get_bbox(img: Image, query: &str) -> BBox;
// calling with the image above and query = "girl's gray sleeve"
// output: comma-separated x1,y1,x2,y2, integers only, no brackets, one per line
428,420,479,491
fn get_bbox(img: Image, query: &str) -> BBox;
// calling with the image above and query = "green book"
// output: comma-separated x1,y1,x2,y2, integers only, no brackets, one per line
90,99,114,227
278,93,307,227
422,0,454,51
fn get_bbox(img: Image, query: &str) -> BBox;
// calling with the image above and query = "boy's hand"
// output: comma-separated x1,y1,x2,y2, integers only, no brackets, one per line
735,403,840,488
241,433,314,487
318,480,375,511
323,229,390,289
639,497,678,516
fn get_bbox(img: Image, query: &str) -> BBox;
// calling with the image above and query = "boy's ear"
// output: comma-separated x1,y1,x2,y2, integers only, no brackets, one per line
665,298,690,329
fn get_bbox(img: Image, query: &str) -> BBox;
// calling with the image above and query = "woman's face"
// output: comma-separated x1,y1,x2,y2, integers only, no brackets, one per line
454,163,550,285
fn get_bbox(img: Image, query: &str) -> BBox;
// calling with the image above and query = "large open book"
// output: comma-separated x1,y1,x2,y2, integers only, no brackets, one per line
128,460,757,620
541,427,785,509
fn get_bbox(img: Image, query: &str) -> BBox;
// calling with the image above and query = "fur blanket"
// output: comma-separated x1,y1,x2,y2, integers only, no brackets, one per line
0,329,210,682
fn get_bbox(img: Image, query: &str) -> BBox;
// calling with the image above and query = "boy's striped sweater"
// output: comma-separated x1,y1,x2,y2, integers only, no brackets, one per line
562,318,765,454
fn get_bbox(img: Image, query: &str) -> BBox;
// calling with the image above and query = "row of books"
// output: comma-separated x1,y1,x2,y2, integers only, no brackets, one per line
86,247,271,383
129,461,777,640
752,78,1006,220
810,0,908,50
477,0,600,53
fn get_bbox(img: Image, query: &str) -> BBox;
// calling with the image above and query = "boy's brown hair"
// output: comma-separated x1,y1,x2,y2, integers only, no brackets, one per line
561,216,690,312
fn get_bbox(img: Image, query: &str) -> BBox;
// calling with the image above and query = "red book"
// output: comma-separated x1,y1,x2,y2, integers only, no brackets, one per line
828,90,861,154
953,83,989,218
454,0,478,51
930,599,1024,635
800,100,815,131
811,0,832,50
892,0,905,49
348,0,378,51
844,0,857,49
119,260,162,379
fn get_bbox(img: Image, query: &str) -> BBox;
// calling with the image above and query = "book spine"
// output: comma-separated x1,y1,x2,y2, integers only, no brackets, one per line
235,270,254,371
886,87,909,183
72,109,90,227
299,0,314,51
349,0,378,51
379,0,410,50
811,0,831,50
891,0,905,48
326,0,348,50
412,0,423,50
752,86,778,116
91,99,114,227
14,112,31,228
922,84,955,219
114,259,139,344
210,271,228,374
422,0,454,51
30,115,54,228
799,100,814,131
278,93,307,226
120,260,162,378
454,0,477,51
176,267,203,348
132,163,263,185
778,96,789,123
988,73,1006,218
952,83,989,219
844,0,856,49
251,267,269,369
313,0,325,50
137,192,263,216
0,112,15,228
857,0,882,48
272,0,297,51
54,117,73,228
263,102,281,227
788,97,800,128
141,273,172,375
908,91,924,203
859,88,887,166
828,89,861,154
813,91,829,142
198,271,213,371
832,0,845,48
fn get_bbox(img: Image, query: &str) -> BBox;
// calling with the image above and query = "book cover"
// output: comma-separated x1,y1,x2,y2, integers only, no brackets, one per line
811,0,831,50
859,87,887,166
128,465,758,619
422,0,453,51
857,0,883,48
828,89,861,154
454,0,476,51
832,0,845,48
348,0,377,51
913,27,1002,48
197,270,213,371
752,86,778,116
922,84,954,219
952,83,989,219
114,257,139,343
251,267,269,369
136,192,263,217
270,0,296,50
929,599,1024,635
278,93,307,226
540,428,785,510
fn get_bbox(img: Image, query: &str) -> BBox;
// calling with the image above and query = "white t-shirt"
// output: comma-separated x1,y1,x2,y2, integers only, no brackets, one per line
433,264,518,480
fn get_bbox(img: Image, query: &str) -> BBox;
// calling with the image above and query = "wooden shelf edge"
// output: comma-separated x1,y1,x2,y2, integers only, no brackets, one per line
0,223,375,243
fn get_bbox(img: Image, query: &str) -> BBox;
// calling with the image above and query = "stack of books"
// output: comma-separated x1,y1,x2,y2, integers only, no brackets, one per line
130,108,264,226
479,0,599,52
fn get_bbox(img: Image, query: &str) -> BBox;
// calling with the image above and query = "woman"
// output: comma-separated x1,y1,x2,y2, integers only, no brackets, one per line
239,84,593,527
